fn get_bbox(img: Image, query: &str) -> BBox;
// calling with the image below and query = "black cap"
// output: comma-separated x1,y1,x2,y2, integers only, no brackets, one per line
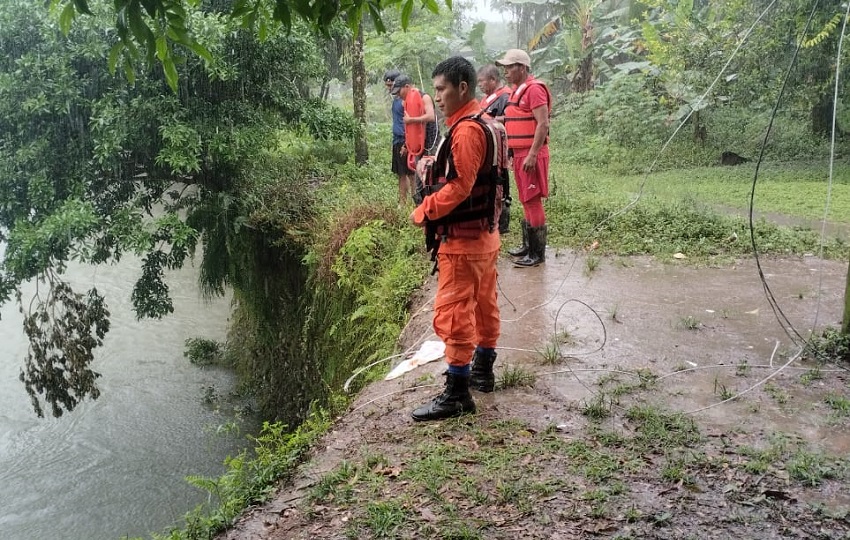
383,69,401,82
390,75,412,95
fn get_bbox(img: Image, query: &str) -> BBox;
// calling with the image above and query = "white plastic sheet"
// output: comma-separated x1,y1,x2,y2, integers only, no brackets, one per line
384,340,445,380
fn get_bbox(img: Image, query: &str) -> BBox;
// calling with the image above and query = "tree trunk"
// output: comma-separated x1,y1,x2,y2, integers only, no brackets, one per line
811,94,834,137
842,255,850,335
352,26,369,166
570,14,594,93
693,110,706,143
571,55,594,93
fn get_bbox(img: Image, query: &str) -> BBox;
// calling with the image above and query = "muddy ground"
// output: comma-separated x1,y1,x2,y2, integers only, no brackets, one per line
217,249,850,539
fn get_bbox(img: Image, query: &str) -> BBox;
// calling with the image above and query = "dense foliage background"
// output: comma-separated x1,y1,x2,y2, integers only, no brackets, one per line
2,0,850,497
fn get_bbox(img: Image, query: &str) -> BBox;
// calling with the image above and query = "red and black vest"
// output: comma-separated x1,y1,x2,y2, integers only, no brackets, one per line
422,113,508,261
504,78,551,150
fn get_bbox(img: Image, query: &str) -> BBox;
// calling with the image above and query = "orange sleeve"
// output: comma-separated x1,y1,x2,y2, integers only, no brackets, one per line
413,121,486,223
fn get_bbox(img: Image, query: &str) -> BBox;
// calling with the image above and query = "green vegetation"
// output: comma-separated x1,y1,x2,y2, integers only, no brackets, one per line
6,0,850,538
183,338,225,366
152,414,331,539
739,432,846,487
805,327,850,364
540,162,849,262
498,365,536,390
295,398,846,538
677,316,701,330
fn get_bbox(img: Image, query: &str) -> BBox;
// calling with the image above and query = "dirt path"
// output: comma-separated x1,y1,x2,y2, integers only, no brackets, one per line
217,252,850,539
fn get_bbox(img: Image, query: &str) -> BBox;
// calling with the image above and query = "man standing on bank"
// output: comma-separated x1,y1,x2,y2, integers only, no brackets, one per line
384,69,414,206
409,56,502,421
393,75,439,204
477,64,513,235
497,49,551,267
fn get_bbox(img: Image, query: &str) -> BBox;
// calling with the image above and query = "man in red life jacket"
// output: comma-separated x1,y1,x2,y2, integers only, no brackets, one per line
496,49,551,267
409,56,502,421
477,64,513,234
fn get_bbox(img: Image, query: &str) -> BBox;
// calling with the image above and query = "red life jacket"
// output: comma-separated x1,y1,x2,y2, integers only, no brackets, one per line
479,86,511,116
421,113,508,263
504,78,551,150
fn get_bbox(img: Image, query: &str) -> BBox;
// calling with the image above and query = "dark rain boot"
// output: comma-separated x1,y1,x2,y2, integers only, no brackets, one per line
498,197,511,234
514,225,547,267
470,349,497,393
411,372,476,422
508,219,529,257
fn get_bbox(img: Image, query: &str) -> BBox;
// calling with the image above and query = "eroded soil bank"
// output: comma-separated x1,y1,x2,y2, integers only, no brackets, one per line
218,252,850,539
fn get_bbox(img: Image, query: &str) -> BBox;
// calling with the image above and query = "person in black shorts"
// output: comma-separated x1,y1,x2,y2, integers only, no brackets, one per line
384,69,414,205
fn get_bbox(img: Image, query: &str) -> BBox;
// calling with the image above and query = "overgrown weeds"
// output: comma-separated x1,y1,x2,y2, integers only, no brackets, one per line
804,327,850,365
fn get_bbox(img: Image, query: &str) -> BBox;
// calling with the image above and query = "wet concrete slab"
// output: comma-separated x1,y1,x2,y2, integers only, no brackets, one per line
496,251,850,460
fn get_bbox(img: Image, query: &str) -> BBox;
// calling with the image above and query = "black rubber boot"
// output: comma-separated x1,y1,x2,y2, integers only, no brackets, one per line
470,349,497,392
514,225,547,267
508,219,528,257
498,197,511,234
412,372,476,422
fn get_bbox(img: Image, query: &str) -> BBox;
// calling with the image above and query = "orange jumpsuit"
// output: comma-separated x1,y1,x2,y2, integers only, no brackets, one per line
412,100,501,367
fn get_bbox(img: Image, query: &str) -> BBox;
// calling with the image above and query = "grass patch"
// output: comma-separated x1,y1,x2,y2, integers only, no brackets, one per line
582,393,613,420
363,500,409,538
805,327,850,364
824,392,850,416
787,449,844,486
584,254,600,276
499,365,536,389
538,336,564,365
624,405,702,450
763,382,789,405
677,315,701,330
737,432,846,485
735,360,751,377
544,163,850,261
713,376,734,401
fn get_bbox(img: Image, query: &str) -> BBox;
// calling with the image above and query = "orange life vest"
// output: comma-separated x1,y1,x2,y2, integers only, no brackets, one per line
421,114,508,264
504,78,551,150
478,86,511,116
404,89,425,157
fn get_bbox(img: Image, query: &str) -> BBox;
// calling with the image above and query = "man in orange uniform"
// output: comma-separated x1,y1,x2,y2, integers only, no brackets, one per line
410,56,501,421
477,64,513,234
497,49,551,267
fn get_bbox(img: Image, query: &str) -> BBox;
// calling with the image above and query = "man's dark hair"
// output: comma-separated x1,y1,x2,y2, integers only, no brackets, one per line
383,69,401,82
476,64,500,82
432,56,476,90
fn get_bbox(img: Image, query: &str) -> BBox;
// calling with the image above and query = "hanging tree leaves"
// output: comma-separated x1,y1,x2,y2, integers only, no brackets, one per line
52,0,454,91
20,279,110,418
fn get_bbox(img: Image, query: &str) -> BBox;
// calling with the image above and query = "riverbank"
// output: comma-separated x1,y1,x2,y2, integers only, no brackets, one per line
215,252,850,539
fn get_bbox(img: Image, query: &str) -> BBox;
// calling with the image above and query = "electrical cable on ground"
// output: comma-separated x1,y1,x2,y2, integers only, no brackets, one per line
747,0,822,347
683,342,806,415
812,0,850,335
